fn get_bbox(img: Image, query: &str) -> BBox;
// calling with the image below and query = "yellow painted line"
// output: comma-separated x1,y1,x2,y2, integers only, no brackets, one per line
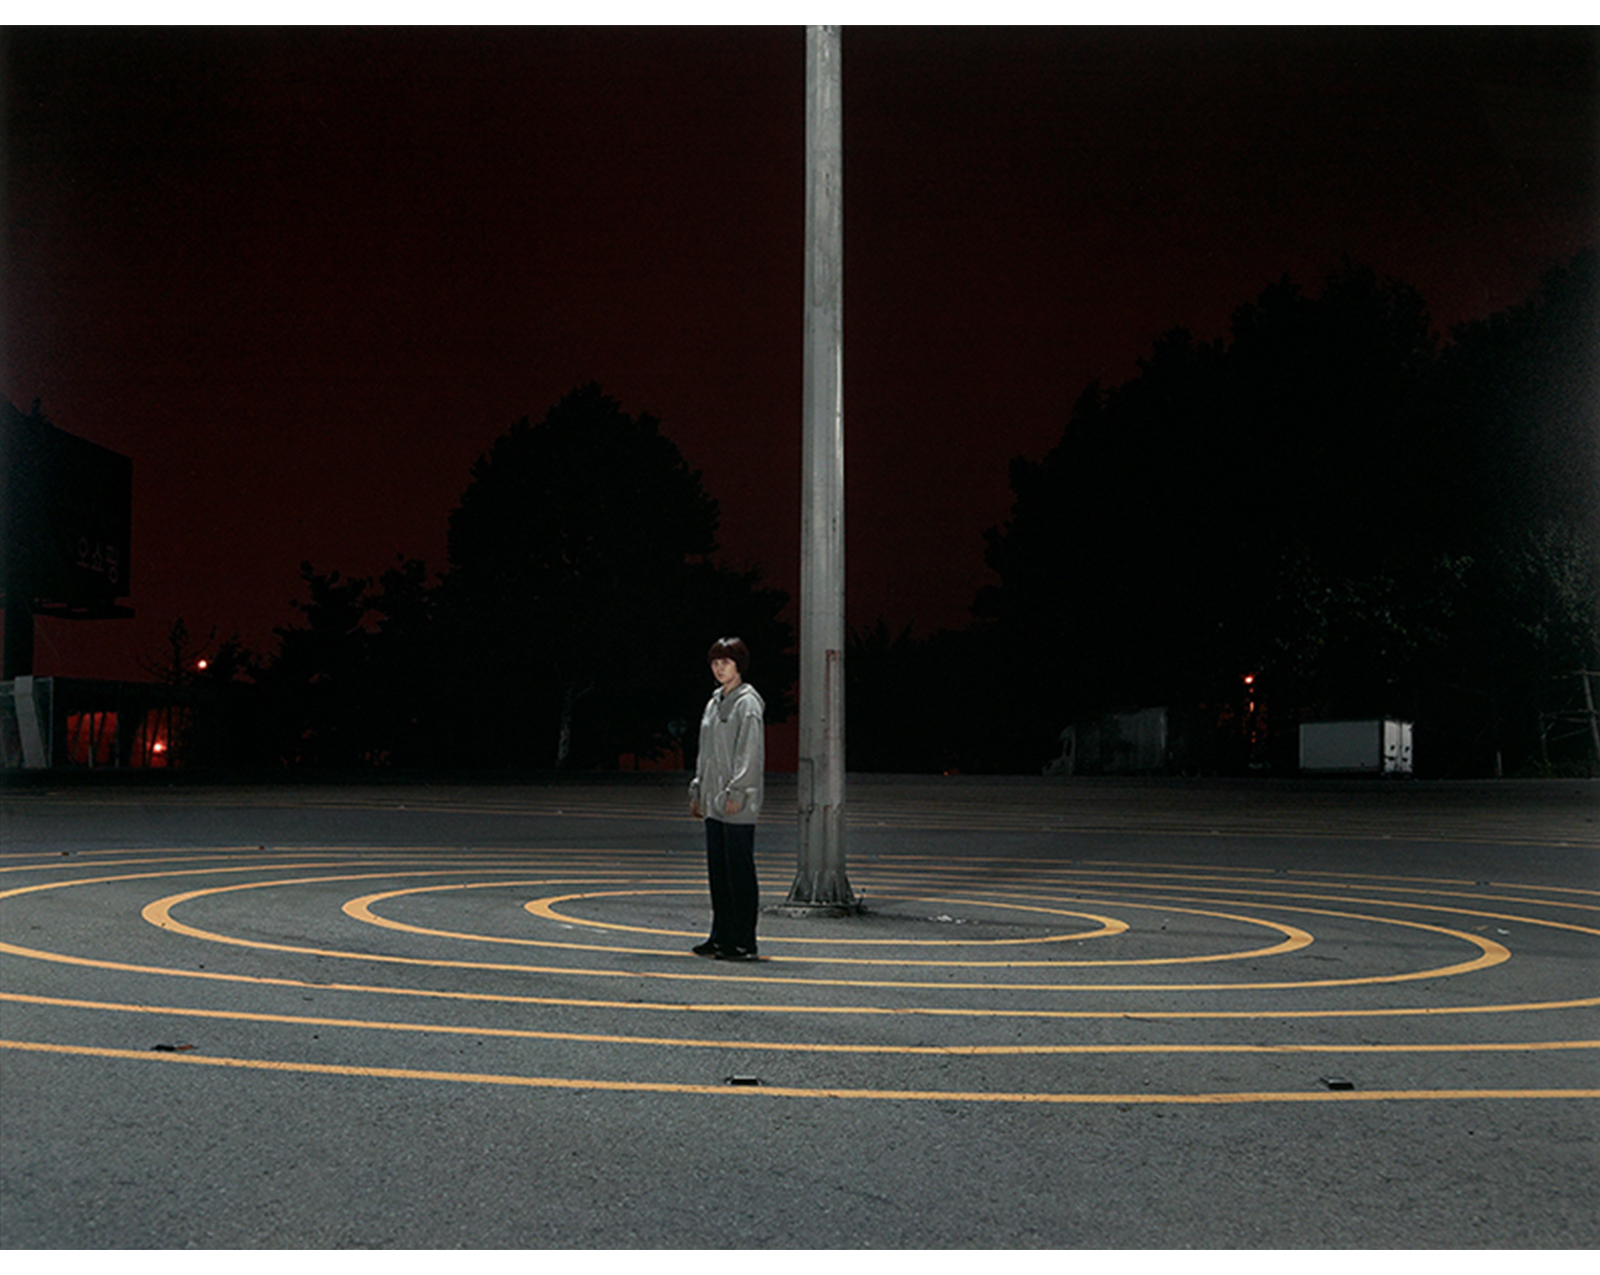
361,882,1311,968
3,936,1597,1022
7,850,1595,914
0,849,290,873
848,869,1600,937
0,863,1516,991
859,867,1600,935
858,858,1600,918
0,857,1577,1013
1022,882,1600,940
815,868,1600,953
143,868,1492,985
869,875,1600,953
137,870,742,970
521,887,1130,946
0,847,642,872
143,876,1512,990
868,858,1473,884
1075,889,1600,940
0,852,668,885
4,1039,1597,1104
871,860,1600,907
800,818,1594,849
7,991,1599,1058
0,861,541,903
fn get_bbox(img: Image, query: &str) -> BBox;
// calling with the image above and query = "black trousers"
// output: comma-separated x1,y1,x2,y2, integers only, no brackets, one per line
704,818,759,952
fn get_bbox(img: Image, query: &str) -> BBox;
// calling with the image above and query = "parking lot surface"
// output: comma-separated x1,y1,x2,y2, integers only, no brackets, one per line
2,774,1596,1248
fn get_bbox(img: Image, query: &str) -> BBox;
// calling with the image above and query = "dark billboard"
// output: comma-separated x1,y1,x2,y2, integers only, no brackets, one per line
1,400,133,618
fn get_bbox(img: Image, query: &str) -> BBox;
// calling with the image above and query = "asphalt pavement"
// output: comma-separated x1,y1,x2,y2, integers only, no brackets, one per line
1,773,1596,1248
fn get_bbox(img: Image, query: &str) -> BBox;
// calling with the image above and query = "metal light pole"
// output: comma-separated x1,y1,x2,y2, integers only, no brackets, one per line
787,25,856,912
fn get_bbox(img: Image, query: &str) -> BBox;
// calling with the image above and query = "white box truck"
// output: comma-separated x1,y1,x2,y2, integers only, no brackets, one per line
1299,719,1414,775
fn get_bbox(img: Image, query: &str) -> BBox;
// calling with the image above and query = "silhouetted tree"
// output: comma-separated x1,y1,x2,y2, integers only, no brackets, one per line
976,256,1596,774
357,556,447,767
1436,249,1598,555
237,557,453,767
177,630,269,768
437,383,793,768
845,619,1008,773
1423,249,1600,770
846,620,928,773
251,564,384,766
220,386,792,771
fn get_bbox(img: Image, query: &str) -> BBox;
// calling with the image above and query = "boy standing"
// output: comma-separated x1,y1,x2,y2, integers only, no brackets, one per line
688,637,765,960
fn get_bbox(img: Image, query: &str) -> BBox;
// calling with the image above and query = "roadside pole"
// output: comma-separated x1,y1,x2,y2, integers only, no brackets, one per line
787,25,857,913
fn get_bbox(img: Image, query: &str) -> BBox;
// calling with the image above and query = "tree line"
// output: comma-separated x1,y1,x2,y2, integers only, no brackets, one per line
854,251,1598,777
175,383,795,771
167,251,1594,776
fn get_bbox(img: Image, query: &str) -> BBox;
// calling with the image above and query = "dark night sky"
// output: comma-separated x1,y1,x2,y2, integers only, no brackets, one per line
3,24,1597,688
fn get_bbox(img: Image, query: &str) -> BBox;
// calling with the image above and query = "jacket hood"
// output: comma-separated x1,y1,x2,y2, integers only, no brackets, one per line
715,681,763,721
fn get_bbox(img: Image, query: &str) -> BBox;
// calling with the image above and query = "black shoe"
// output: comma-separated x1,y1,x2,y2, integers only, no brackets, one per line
692,941,720,957
716,947,759,962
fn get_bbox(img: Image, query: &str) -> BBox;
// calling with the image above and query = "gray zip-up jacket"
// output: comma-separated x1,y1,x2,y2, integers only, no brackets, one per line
689,681,765,824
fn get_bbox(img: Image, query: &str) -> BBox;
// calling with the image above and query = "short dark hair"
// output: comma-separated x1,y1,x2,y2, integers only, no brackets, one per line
707,636,750,674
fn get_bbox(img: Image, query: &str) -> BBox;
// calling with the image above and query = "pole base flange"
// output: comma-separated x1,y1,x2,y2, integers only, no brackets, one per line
769,899,865,919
